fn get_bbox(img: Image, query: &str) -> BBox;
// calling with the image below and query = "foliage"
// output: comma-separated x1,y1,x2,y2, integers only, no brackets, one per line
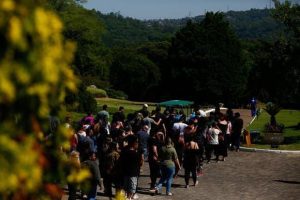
0,1,91,199
106,88,128,100
97,12,174,47
136,41,171,101
272,0,300,39
86,86,108,98
48,0,111,80
97,9,283,48
166,13,248,105
246,1,300,108
264,102,282,126
77,87,97,114
110,48,161,100
80,75,111,89
264,122,284,133
264,102,281,117
248,109,300,149
225,9,283,40
65,83,97,114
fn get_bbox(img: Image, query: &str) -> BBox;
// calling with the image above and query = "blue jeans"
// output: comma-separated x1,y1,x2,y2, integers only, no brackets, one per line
87,183,97,200
156,165,175,194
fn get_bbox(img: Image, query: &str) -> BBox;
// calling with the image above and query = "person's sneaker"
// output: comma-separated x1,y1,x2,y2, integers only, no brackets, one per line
166,192,173,196
185,185,189,189
133,193,139,199
150,187,161,195
193,180,199,186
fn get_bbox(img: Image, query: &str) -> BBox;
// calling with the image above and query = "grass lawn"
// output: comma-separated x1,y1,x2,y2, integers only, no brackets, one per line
246,109,300,150
67,98,158,124
96,97,158,118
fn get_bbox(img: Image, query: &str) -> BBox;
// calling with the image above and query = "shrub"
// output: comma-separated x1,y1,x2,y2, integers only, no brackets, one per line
86,86,108,98
65,84,97,114
0,1,89,199
78,89,97,114
264,122,285,133
106,88,128,100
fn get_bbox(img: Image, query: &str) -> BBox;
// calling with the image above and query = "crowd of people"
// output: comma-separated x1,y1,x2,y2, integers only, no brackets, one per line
65,104,244,200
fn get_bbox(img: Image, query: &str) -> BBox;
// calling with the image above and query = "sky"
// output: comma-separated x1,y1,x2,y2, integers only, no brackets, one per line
82,0,291,20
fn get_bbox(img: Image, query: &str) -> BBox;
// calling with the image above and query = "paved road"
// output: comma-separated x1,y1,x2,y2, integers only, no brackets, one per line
62,151,300,200
63,109,300,199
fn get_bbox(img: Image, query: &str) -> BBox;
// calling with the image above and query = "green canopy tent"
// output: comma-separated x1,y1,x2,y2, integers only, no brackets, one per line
158,100,194,116
159,100,194,107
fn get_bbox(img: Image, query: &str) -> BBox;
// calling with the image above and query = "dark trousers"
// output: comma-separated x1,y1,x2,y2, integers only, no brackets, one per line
232,133,241,150
184,166,197,185
149,160,160,189
205,144,219,161
103,173,113,196
68,183,77,200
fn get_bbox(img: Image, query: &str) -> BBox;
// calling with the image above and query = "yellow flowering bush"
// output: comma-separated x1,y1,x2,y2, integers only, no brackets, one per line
0,0,88,199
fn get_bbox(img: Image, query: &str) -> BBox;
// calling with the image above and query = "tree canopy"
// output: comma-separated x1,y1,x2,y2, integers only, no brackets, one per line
166,13,248,105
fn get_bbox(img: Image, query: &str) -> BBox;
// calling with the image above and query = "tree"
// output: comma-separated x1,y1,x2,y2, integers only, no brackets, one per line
49,0,111,84
264,102,281,126
110,48,161,100
0,1,88,199
137,41,171,100
247,1,300,108
167,13,248,105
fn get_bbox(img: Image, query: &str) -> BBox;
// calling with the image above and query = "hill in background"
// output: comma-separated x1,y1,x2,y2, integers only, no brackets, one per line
96,8,283,47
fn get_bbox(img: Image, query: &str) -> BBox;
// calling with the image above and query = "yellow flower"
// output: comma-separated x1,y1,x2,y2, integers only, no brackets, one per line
0,0,15,11
8,16,22,44
35,8,50,41
0,73,15,102
67,169,91,183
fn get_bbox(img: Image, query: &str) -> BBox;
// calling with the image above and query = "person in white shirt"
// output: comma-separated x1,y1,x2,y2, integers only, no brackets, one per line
206,122,221,163
173,117,188,137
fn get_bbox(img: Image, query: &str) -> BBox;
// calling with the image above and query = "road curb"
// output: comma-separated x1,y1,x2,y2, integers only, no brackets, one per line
240,147,300,154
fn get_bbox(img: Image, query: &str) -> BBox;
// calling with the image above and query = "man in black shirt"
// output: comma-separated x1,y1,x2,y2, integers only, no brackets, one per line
120,135,144,200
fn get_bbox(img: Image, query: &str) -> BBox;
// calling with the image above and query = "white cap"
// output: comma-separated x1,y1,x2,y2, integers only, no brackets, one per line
143,104,148,108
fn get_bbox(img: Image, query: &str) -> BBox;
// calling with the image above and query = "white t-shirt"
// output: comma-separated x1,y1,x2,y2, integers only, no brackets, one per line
173,122,188,136
208,127,221,145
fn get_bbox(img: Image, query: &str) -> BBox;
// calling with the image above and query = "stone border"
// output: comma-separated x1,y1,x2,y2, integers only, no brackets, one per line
240,147,300,154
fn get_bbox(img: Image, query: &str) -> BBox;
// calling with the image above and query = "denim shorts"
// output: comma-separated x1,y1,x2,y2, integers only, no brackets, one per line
123,176,138,193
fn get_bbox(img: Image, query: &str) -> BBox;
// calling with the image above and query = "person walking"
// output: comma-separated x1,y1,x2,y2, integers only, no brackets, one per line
81,151,103,200
119,135,144,200
232,112,244,152
148,132,164,190
153,137,181,196
183,137,200,188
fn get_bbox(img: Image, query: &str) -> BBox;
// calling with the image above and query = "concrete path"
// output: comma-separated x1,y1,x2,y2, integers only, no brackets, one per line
62,151,300,200
62,109,300,199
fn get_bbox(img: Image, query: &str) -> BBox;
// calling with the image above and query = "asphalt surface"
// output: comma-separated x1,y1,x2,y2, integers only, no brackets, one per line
62,150,300,200
62,109,300,199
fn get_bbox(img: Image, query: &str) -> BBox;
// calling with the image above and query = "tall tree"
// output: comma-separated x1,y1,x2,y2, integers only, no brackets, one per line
167,13,248,105
110,48,161,100
48,0,110,83
247,1,300,108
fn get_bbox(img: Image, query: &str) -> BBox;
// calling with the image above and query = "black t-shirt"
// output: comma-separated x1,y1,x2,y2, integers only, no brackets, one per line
232,118,243,135
148,137,161,161
112,111,125,123
120,147,142,176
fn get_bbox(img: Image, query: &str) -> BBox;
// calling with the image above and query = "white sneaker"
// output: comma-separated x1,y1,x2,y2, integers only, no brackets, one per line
133,193,139,199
